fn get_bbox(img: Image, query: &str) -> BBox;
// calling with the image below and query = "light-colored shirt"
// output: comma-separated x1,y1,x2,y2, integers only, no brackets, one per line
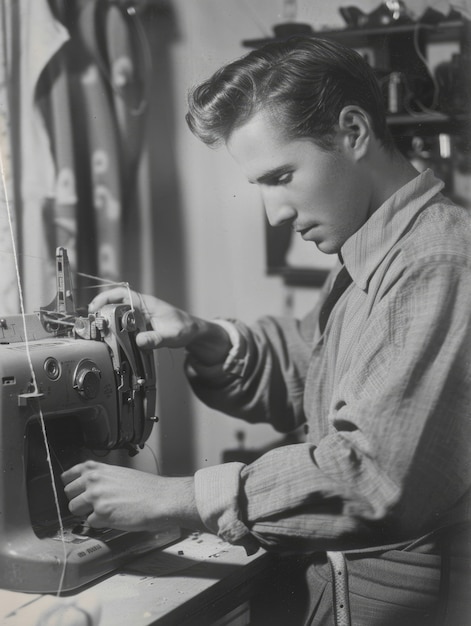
187,169,471,555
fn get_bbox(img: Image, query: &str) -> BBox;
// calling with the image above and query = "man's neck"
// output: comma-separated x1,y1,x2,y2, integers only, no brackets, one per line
365,146,419,217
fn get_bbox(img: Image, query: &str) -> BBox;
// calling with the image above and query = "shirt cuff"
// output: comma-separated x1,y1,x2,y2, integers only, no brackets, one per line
194,463,260,555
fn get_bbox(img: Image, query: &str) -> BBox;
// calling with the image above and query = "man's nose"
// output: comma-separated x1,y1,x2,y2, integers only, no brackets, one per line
263,193,296,227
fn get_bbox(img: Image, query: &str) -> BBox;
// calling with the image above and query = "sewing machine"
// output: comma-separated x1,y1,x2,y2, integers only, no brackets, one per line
0,248,179,593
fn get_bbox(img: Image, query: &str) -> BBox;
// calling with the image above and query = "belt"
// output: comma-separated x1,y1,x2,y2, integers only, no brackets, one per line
327,551,351,626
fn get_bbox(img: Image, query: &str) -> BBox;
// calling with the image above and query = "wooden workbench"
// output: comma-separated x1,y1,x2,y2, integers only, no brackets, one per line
0,533,277,626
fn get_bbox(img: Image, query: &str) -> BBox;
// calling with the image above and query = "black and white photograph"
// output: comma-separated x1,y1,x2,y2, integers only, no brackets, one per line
0,1,470,624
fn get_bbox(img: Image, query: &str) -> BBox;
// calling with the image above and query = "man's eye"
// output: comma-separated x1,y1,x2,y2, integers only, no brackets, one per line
273,173,293,186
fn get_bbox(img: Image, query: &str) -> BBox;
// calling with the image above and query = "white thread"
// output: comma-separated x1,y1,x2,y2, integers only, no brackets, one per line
38,316,75,327
78,272,135,313
144,442,161,475
0,151,68,595
77,271,125,285
123,281,134,313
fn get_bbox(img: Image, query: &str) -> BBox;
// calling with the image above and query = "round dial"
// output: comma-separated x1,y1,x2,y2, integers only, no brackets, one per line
73,360,102,400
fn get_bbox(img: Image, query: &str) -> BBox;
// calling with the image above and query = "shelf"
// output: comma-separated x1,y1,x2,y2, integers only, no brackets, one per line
385,112,470,136
388,111,470,125
387,112,448,124
242,19,468,49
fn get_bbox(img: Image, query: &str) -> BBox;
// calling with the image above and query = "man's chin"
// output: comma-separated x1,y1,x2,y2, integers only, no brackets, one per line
315,240,340,256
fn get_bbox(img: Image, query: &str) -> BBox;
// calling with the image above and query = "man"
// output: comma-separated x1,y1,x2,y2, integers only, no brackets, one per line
62,37,471,625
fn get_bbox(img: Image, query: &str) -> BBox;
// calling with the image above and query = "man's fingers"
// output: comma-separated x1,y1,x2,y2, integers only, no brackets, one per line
86,511,108,529
88,287,131,312
61,463,87,485
68,493,94,517
135,330,164,349
63,476,86,500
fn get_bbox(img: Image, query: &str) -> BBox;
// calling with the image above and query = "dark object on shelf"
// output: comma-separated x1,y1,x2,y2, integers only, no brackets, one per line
338,6,368,28
272,22,315,38
419,6,464,25
339,2,464,29
376,68,436,115
339,1,413,28
435,54,471,115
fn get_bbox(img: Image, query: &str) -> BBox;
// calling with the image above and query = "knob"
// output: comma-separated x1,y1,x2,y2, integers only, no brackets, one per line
44,357,61,380
73,360,101,400
122,310,137,332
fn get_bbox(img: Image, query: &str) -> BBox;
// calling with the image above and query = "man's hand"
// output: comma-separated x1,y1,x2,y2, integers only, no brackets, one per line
89,287,204,350
89,287,231,364
61,461,203,532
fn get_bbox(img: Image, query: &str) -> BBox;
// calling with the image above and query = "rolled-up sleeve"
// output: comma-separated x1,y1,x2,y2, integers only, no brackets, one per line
194,462,260,554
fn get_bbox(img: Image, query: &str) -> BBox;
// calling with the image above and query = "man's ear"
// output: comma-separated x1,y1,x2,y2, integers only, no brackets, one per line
338,106,371,160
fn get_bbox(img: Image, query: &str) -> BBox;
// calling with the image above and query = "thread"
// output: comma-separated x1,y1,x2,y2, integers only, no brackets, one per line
38,316,76,328
144,442,161,475
78,272,135,314
77,271,126,285
124,281,134,312
0,150,68,595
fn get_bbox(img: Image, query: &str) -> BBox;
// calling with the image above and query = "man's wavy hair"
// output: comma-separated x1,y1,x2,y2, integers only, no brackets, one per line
186,36,394,152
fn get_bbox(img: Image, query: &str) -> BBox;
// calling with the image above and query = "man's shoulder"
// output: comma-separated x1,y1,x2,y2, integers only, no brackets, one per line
371,195,471,295
402,194,471,264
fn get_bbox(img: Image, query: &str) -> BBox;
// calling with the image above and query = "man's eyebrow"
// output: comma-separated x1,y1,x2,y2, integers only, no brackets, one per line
250,165,292,185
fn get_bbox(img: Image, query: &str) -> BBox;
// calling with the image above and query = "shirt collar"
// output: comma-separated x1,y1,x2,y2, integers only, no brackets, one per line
341,169,444,290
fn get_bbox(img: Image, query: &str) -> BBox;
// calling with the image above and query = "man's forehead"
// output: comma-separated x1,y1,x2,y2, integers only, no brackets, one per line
227,113,295,172
228,111,281,146
227,113,328,185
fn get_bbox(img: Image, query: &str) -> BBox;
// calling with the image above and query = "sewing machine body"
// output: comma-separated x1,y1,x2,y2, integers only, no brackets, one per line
0,249,179,593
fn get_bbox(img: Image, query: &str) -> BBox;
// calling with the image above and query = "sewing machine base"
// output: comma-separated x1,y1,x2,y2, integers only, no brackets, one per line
0,524,181,593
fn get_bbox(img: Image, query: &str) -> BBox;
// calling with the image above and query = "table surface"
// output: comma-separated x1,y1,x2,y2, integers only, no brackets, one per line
0,533,273,626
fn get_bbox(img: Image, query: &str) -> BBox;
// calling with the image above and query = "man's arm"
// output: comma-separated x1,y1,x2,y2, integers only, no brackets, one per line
185,268,338,431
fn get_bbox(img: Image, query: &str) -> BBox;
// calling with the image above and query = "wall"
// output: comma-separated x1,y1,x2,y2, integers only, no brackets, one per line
151,0,464,473
163,0,322,472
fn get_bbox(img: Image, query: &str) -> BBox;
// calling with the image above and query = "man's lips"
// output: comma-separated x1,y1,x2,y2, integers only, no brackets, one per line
295,224,319,238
